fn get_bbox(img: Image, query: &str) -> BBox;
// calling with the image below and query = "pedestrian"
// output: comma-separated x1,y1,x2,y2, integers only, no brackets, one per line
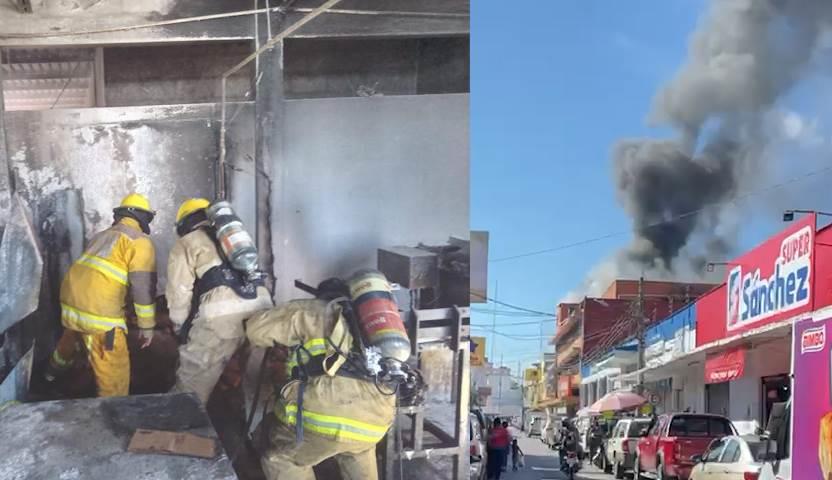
511,438,524,471
589,418,602,466
487,418,510,480
44,193,157,397
246,278,397,480
166,198,273,404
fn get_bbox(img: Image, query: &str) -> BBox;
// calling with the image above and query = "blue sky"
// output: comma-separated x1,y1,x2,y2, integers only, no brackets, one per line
470,1,832,374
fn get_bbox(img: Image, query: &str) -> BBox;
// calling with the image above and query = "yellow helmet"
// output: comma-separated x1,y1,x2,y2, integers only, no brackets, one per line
119,193,154,213
176,198,211,224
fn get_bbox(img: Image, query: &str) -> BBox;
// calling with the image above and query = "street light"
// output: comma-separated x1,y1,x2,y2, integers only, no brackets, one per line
783,209,832,222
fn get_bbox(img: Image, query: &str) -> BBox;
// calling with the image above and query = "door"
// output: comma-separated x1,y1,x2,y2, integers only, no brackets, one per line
706,382,730,416
761,374,790,428
607,421,623,463
641,416,667,472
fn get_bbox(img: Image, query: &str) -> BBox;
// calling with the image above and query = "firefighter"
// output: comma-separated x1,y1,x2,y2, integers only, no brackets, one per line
45,193,158,397
167,198,273,404
247,279,397,480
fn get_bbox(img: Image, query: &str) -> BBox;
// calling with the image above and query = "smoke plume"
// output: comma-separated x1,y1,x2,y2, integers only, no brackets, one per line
603,0,832,286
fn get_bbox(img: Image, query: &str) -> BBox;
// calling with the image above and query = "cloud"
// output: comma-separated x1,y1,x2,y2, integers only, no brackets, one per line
772,110,826,149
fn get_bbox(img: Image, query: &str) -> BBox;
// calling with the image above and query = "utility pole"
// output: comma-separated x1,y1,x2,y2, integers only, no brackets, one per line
635,276,645,395
491,281,498,367
498,353,504,413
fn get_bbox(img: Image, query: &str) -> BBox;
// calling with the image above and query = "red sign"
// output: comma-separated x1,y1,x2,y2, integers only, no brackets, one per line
698,213,816,346
705,347,746,384
801,325,826,354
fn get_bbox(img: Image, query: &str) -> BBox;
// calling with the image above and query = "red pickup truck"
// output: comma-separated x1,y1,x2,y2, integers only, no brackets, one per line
635,413,736,480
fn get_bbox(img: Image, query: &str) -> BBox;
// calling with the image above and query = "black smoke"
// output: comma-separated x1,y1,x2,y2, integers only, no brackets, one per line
611,0,832,273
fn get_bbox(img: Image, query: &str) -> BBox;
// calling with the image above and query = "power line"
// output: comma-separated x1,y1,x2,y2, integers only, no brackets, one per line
471,308,552,317
490,165,832,263
471,327,549,341
471,292,555,316
471,319,549,327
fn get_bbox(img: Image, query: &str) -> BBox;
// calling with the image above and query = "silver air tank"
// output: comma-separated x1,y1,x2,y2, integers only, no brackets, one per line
205,200,261,280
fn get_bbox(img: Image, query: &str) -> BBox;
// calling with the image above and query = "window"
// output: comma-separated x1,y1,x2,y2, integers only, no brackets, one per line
720,440,740,463
628,420,651,437
669,416,733,437
649,416,667,436
704,439,726,462
615,422,627,438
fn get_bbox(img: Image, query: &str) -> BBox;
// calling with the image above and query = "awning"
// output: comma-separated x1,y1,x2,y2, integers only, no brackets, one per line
610,315,793,384
580,367,621,385
705,346,746,384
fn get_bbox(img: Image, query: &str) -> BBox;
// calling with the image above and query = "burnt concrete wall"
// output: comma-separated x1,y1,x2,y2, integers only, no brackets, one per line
273,93,469,301
104,42,254,107
284,37,469,99
3,103,256,291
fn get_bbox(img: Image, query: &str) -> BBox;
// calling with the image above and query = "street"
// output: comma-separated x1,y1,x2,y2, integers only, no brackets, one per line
498,430,611,480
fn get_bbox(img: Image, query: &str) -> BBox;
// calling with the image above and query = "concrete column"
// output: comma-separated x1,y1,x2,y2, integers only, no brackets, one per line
0,59,12,229
254,0,283,295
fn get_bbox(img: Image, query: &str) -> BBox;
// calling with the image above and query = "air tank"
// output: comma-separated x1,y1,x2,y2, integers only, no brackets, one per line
205,200,261,281
347,269,411,365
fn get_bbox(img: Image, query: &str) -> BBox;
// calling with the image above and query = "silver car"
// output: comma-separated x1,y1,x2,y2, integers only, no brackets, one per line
470,412,487,480
605,417,652,479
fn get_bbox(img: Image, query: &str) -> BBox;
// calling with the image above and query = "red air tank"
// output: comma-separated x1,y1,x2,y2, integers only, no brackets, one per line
347,269,411,364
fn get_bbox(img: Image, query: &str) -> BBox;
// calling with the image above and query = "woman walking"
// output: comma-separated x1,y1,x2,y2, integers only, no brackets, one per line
486,418,510,480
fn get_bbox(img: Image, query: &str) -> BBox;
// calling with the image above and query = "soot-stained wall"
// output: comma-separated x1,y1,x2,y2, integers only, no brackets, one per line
274,93,469,301
3,103,256,291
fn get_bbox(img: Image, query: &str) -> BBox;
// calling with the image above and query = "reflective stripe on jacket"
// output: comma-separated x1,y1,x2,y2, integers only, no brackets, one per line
246,299,396,445
166,228,273,339
60,218,157,333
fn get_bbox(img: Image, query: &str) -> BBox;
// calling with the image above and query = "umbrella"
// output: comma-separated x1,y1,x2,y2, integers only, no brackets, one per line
588,391,646,414
576,407,602,418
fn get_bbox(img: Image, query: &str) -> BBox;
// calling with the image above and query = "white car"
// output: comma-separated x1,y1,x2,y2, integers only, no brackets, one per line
758,458,790,480
689,435,777,480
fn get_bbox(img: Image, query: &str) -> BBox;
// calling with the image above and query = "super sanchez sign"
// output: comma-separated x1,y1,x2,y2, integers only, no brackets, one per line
726,223,814,331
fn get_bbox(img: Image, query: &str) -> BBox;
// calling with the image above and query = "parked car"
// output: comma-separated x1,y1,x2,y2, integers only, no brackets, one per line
689,435,778,479
635,413,737,480
470,411,488,480
606,417,653,479
758,458,790,480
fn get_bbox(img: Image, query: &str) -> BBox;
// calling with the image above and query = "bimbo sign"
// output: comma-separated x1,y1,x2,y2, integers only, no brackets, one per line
726,215,815,332
801,325,825,354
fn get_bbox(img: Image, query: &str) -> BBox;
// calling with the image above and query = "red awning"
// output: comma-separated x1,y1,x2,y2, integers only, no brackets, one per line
705,346,746,384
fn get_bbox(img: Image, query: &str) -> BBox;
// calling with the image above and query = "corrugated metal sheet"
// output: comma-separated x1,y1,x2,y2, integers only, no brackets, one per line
0,195,42,333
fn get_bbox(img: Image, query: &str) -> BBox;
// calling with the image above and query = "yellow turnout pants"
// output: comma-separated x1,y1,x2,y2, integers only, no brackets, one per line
49,328,130,397
255,412,380,480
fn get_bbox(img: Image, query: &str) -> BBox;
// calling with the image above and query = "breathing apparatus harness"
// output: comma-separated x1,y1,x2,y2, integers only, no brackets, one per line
276,281,425,445
176,209,265,344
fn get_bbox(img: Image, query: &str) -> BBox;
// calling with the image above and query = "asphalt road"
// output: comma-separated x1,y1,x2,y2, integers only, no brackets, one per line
494,431,614,480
